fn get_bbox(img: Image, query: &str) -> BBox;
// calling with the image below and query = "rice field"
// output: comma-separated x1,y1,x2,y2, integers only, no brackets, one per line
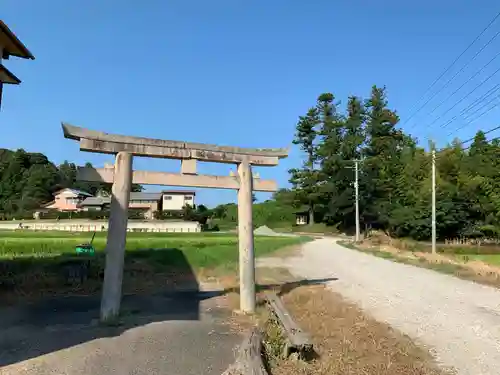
0,231,309,267
0,231,311,301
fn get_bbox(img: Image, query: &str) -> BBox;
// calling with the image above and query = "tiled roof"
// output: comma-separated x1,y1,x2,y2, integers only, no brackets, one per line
80,197,110,206
80,192,163,206
161,190,196,195
130,192,162,201
54,188,93,197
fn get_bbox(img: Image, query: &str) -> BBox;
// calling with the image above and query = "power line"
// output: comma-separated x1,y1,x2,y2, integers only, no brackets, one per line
458,83,500,113
425,65,500,129
420,49,500,128
448,100,500,136
439,84,500,129
434,135,500,162
406,28,500,128
461,92,500,122
403,10,500,126
462,124,500,144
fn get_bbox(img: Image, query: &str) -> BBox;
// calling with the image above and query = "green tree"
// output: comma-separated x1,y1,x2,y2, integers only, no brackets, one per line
289,106,321,224
361,86,405,230
321,96,366,228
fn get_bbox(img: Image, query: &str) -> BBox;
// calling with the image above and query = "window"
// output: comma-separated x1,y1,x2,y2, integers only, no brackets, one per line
185,196,193,200
164,196,172,200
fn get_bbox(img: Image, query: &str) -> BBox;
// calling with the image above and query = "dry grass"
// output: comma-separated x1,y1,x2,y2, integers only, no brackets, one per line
346,235,500,289
269,284,453,375
220,264,453,375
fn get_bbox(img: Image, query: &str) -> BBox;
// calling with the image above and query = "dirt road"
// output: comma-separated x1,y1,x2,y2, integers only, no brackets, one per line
258,238,500,375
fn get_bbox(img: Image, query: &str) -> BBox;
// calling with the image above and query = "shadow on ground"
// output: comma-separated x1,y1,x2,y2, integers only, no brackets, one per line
0,247,338,368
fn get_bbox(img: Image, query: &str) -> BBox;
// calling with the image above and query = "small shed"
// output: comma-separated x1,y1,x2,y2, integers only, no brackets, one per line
295,210,309,226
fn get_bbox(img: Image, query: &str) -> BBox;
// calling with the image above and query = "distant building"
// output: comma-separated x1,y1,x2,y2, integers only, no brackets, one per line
295,211,309,226
162,190,196,211
79,192,163,220
40,189,197,220
128,192,162,219
42,188,93,212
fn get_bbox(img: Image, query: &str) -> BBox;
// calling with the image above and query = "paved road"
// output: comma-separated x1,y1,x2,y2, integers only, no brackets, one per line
0,291,240,375
258,238,500,375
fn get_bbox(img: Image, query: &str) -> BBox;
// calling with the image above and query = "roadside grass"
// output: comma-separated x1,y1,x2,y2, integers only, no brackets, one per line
457,254,500,266
339,240,500,288
275,285,451,375
0,231,311,303
248,265,450,375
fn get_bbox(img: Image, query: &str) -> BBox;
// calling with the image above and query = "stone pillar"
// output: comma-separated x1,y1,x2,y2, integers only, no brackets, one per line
100,151,133,321
237,159,255,313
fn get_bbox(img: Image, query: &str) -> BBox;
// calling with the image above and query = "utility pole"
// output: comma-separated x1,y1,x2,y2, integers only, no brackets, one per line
354,160,360,242
431,147,437,254
346,159,361,242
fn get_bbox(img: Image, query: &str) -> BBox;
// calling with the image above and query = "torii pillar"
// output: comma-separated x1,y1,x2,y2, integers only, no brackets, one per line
237,159,255,312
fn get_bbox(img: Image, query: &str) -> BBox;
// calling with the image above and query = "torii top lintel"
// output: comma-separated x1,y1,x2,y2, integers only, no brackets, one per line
62,123,289,166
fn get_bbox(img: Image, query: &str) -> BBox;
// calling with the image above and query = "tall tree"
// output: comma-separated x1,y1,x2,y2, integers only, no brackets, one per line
322,96,366,228
289,106,321,224
362,86,403,229
315,93,346,225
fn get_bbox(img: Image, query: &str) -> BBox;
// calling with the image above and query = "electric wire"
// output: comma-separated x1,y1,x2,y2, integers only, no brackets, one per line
403,10,500,127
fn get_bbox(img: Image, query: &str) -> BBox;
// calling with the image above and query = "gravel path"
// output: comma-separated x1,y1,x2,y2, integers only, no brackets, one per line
257,238,500,375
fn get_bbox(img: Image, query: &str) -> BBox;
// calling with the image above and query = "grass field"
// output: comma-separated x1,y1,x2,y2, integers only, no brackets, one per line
0,231,309,267
0,231,311,303
453,254,500,266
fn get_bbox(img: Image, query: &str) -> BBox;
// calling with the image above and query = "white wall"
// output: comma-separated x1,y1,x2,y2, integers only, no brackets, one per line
0,221,201,233
162,193,195,210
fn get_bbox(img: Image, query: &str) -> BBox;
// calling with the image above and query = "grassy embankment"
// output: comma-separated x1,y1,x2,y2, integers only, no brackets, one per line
339,235,500,288
0,231,311,302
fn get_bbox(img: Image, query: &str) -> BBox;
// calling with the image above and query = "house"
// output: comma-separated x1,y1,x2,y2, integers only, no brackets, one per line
42,189,197,220
129,192,162,219
41,188,93,212
78,196,110,211
79,192,163,220
162,190,196,211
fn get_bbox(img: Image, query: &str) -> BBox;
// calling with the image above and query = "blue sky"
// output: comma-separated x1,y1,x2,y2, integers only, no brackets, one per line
2,1,500,206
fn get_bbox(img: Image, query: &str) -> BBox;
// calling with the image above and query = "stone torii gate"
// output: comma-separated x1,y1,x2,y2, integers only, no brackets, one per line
62,123,288,321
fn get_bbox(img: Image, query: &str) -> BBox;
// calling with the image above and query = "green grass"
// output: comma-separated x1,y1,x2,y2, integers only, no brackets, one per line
454,254,500,266
0,231,312,301
0,231,310,269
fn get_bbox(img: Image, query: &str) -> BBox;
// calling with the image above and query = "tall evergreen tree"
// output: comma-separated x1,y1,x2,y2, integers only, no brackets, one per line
289,107,321,224
362,86,403,229
327,96,366,228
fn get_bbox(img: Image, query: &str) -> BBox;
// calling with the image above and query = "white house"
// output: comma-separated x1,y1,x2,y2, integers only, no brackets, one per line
162,190,196,211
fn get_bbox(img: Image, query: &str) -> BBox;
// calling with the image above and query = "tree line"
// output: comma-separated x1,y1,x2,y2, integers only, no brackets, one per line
283,85,500,240
0,148,142,216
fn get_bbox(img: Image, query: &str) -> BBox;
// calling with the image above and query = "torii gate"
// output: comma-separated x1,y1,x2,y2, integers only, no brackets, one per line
62,123,288,321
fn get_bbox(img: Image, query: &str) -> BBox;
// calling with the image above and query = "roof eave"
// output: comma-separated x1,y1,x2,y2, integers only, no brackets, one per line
0,64,21,84
0,20,35,60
